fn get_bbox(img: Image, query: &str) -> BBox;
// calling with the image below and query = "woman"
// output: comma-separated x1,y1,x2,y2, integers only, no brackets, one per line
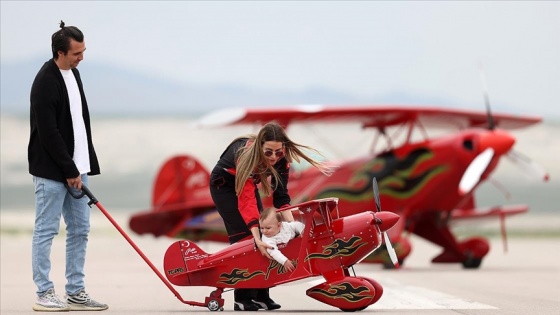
209,121,333,311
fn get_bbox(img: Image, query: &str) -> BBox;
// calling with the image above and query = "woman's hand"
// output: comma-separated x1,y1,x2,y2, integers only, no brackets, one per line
280,208,295,222
255,239,273,260
251,226,273,259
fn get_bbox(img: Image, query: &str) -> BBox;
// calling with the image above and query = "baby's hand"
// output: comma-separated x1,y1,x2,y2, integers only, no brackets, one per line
284,260,295,272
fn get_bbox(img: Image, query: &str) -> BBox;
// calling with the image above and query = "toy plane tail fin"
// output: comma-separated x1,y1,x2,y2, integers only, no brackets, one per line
163,240,210,286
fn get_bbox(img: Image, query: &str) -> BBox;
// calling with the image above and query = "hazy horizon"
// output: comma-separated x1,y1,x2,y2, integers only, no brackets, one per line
1,114,557,215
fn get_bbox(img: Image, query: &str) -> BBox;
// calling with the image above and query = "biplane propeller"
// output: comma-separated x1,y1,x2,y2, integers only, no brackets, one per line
458,69,548,195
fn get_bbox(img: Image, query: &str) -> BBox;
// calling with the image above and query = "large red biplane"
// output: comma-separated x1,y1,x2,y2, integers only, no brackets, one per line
129,105,549,269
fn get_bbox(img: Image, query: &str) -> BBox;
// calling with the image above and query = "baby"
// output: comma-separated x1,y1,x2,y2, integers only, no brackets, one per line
259,208,304,272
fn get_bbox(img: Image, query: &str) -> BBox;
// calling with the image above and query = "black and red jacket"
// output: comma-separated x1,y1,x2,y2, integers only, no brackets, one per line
211,138,291,231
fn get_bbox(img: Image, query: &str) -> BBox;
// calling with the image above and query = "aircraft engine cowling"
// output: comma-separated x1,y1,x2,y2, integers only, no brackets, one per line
306,276,380,311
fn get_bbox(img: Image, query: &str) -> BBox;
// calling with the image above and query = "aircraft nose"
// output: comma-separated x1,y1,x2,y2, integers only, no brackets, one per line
374,211,400,232
479,129,515,156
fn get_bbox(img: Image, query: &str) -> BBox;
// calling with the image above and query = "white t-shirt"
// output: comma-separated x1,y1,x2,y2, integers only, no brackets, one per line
262,221,305,265
60,69,90,175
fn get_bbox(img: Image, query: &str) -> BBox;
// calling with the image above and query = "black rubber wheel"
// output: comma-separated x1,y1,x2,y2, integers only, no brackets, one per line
340,306,367,312
462,257,482,269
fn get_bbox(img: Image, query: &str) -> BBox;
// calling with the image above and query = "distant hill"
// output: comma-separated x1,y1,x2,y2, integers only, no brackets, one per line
2,58,467,117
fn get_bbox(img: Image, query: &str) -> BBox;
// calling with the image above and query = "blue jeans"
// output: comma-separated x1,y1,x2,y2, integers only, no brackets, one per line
32,175,90,296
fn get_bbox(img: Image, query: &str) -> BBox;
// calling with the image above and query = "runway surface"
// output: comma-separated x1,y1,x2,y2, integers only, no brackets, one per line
1,211,559,314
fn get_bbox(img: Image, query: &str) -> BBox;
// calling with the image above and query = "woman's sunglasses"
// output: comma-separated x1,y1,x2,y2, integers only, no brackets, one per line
264,150,284,158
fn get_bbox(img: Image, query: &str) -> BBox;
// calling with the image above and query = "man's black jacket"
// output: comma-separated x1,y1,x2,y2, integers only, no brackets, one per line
28,59,100,182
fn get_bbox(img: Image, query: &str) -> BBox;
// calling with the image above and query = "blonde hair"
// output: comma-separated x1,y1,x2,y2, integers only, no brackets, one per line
234,121,334,196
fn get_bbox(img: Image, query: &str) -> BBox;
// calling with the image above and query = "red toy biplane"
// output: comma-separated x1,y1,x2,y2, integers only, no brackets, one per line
130,105,549,269
71,183,399,311
164,195,399,311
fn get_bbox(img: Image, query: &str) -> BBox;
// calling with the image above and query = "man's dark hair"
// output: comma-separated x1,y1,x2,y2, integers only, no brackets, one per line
51,20,84,59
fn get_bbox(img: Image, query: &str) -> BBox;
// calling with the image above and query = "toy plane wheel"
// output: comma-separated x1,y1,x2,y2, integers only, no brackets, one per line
340,306,368,312
207,299,223,311
207,290,224,311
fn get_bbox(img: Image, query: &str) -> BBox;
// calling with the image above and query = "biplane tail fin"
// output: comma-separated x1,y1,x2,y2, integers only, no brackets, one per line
128,154,214,237
152,154,213,209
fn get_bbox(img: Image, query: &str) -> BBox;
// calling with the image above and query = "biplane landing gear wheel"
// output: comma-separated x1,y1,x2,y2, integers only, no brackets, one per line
459,238,488,269
462,256,482,269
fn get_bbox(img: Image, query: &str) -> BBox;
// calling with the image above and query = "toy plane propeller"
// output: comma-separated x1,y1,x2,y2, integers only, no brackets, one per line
372,177,399,268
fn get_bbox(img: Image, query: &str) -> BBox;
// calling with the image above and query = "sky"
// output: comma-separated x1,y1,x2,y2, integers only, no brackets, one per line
1,1,559,118
1,1,558,214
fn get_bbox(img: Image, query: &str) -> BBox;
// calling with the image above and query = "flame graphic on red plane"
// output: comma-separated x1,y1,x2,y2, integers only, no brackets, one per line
305,236,366,261
308,283,372,302
218,268,264,285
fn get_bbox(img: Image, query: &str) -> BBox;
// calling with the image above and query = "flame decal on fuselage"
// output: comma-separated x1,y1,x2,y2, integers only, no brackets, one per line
265,259,297,280
316,148,447,201
305,236,366,261
308,282,372,302
218,268,264,285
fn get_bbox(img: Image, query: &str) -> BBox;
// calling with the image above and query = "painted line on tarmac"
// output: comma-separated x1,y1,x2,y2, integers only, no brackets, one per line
372,278,498,310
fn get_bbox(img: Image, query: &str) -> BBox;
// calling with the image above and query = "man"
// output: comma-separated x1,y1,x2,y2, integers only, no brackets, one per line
28,20,107,312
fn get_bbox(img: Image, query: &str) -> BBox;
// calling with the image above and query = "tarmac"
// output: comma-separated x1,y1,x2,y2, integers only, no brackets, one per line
1,211,559,315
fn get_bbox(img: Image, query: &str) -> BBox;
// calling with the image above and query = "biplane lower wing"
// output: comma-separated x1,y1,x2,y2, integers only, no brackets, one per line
451,204,528,221
129,205,192,237
366,204,528,268
129,206,224,234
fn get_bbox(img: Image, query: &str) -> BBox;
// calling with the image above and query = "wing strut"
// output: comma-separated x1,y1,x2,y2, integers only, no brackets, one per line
500,213,508,253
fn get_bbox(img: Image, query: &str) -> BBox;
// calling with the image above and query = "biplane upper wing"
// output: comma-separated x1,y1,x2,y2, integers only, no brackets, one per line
196,105,541,130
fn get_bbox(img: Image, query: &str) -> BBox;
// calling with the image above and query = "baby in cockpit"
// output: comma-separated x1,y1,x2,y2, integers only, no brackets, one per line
259,208,304,271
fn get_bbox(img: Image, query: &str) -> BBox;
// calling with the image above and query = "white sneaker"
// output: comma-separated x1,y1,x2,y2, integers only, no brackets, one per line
33,288,70,312
66,289,108,311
